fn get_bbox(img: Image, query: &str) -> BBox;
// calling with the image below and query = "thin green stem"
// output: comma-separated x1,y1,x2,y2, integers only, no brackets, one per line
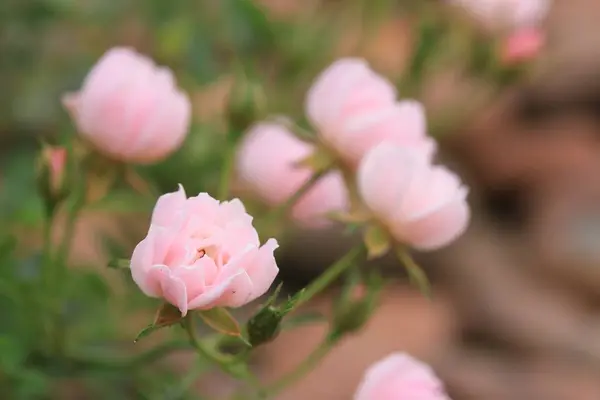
41,213,55,348
50,198,83,355
184,314,233,370
218,145,236,201
276,169,328,218
263,337,336,397
293,245,365,310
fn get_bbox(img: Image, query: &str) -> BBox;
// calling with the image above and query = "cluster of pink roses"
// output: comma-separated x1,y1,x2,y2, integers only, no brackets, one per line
237,58,470,250
64,48,455,399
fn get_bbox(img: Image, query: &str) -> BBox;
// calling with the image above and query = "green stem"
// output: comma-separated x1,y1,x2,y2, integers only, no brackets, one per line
184,314,234,370
218,145,236,201
41,213,55,348
50,198,83,355
271,169,329,222
263,337,336,397
293,245,364,310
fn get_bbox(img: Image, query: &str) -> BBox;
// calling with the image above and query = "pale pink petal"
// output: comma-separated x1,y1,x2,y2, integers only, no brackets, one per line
171,257,218,300
355,353,450,400
236,122,312,205
357,145,422,219
130,235,160,297
158,273,189,316
151,185,187,227
64,47,191,163
292,171,349,228
187,270,243,310
214,270,254,308
397,196,470,251
306,58,372,132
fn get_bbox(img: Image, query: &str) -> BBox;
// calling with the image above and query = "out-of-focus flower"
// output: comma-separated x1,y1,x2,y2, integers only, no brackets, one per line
357,144,470,250
63,47,191,164
37,145,69,214
451,0,550,32
500,27,545,64
236,122,348,228
355,353,451,400
306,58,436,167
130,186,279,316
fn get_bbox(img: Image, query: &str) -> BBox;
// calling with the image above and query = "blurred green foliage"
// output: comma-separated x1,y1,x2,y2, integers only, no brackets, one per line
0,1,403,398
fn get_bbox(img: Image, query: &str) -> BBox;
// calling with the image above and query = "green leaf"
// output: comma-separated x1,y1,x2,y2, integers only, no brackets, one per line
107,258,130,270
135,303,183,343
363,224,391,259
198,308,242,337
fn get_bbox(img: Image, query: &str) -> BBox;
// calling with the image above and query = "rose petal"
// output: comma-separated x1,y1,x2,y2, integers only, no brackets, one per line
151,185,187,226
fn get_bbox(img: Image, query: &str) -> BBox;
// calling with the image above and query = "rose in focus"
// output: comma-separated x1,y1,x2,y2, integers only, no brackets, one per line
63,47,191,164
130,186,279,315
355,353,451,400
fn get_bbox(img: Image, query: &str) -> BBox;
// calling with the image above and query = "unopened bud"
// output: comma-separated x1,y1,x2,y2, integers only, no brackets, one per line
246,305,283,347
499,27,545,66
37,144,69,216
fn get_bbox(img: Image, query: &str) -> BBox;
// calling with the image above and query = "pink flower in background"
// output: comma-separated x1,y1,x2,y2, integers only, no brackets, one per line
355,353,450,400
500,27,545,64
63,47,191,164
358,144,470,250
236,122,348,228
451,0,550,31
130,186,279,315
306,58,436,167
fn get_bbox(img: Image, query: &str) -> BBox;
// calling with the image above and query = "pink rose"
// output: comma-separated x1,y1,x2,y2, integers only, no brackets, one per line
130,186,279,315
358,144,470,250
500,27,545,64
451,0,550,31
63,47,191,164
306,59,435,166
236,122,349,228
355,353,451,400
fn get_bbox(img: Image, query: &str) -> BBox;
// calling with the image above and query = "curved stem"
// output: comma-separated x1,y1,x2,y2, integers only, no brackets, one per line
184,314,232,368
292,245,364,310
271,169,329,220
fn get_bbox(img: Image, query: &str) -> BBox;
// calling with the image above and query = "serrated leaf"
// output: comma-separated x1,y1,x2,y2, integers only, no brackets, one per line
134,303,183,343
363,225,391,259
107,258,130,270
198,308,241,337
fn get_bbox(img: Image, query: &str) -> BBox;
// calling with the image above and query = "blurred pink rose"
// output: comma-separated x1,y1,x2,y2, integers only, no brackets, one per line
63,47,191,164
355,353,450,400
236,122,348,228
306,59,435,166
451,0,550,31
358,144,470,250
500,27,545,64
130,186,279,315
